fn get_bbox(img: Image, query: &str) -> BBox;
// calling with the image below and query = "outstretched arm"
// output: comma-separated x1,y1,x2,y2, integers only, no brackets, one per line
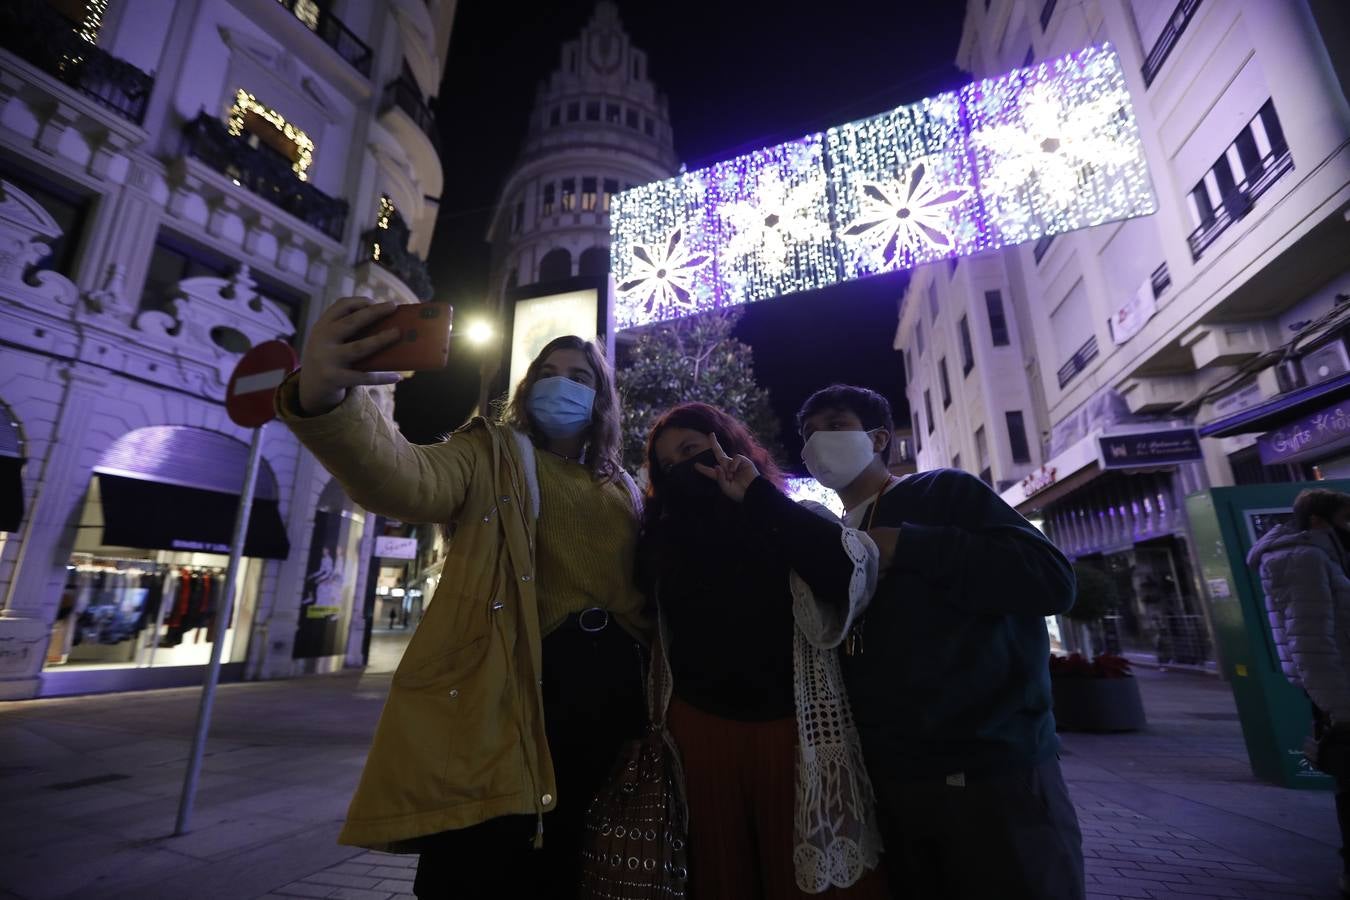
891,469,1076,617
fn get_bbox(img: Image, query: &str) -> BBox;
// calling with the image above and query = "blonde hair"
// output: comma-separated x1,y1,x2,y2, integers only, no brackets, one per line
502,335,623,482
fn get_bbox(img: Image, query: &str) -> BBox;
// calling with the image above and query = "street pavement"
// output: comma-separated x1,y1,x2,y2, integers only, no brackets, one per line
0,631,1342,900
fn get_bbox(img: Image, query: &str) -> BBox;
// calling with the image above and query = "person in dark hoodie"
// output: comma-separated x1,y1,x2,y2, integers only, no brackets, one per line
796,383,1083,900
1248,488,1350,896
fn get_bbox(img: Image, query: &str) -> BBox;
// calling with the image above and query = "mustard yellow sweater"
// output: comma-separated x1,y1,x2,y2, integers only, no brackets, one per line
534,450,648,640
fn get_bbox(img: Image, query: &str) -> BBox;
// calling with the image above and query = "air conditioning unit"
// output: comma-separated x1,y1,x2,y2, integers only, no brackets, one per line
1299,336,1350,387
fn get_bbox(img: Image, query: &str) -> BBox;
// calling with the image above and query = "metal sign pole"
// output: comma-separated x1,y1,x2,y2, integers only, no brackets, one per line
175,422,266,835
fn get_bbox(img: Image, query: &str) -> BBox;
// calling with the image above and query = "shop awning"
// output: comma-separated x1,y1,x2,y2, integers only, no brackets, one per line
0,455,23,533
1199,372,1350,438
97,473,290,559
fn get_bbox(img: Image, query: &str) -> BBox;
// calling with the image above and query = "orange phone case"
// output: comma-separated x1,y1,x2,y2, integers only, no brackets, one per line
353,303,454,372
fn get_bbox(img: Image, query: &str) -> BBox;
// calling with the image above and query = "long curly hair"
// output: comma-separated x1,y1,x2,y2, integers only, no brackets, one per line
642,402,784,524
502,335,623,483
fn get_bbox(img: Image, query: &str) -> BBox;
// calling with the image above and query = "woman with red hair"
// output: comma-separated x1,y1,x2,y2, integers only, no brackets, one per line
637,402,887,899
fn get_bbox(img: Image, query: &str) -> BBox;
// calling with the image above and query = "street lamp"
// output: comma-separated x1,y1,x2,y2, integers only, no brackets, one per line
462,320,494,347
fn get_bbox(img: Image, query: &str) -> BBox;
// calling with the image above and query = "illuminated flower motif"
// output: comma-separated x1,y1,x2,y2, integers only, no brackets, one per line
719,173,830,276
842,162,971,267
617,226,711,315
971,81,1136,208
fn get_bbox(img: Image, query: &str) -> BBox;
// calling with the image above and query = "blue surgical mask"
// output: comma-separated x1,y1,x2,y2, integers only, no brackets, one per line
528,376,596,438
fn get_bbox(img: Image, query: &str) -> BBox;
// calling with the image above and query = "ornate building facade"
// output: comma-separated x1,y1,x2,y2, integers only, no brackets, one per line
479,2,677,402
0,0,455,698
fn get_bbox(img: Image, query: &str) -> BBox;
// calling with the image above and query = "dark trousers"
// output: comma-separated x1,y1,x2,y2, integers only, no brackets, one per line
873,758,1084,900
413,616,647,899
1311,703,1350,876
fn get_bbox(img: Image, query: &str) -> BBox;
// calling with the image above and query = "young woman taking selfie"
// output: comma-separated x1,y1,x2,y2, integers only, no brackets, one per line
276,298,648,899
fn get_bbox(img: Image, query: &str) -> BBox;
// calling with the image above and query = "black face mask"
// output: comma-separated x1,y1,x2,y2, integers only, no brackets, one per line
661,449,724,512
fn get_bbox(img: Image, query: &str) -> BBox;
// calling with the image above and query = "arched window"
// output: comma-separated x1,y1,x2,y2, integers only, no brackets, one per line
578,247,610,278
539,248,572,282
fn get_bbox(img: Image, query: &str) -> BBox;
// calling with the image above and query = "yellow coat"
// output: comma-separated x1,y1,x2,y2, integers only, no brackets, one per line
277,378,580,851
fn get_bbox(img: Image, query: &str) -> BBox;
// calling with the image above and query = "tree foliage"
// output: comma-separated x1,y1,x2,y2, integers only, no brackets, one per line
617,310,780,474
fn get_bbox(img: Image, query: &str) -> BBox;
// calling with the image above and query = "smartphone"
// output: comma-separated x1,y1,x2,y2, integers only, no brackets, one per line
352,303,454,372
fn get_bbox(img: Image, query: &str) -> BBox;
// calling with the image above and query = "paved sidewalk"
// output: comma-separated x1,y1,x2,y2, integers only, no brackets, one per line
0,647,1341,899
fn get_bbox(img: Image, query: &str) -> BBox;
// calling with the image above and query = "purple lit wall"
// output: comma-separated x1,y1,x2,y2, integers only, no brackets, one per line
610,44,1155,330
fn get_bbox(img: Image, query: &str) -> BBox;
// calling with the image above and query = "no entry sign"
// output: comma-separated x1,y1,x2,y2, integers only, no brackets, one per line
226,340,298,428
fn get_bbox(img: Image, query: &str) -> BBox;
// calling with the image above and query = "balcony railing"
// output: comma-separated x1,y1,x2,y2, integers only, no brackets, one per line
1040,0,1058,31
1186,145,1294,261
1,0,154,125
1142,0,1202,87
360,207,434,300
1057,335,1100,389
275,0,372,77
181,112,348,242
1033,232,1056,264
1150,262,1171,299
382,76,441,153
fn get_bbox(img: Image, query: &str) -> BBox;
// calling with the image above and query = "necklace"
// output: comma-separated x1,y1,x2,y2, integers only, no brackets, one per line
847,475,896,525
542,446,583,462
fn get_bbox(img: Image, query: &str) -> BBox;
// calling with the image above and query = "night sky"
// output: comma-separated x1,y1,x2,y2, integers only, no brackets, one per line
400,1,968,470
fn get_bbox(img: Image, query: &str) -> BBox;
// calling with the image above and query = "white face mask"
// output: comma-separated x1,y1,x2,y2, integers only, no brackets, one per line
802,429,881,490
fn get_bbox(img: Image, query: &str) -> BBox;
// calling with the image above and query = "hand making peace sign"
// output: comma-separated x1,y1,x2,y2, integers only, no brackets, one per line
693,432,761,502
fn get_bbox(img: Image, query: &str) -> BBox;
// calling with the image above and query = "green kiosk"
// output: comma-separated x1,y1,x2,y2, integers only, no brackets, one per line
1187,480,1350,790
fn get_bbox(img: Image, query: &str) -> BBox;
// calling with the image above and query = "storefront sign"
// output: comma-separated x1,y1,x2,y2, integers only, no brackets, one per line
1021,465,1059,498
1257,403,1350,466
374,536,418,559
1109,276,1156,345
1098,429,1202,468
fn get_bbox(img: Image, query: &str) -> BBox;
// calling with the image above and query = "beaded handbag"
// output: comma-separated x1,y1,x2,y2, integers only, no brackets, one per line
579,614,688,899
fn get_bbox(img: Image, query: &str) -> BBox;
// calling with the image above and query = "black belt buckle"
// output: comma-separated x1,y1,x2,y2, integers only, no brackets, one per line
578,607,609,633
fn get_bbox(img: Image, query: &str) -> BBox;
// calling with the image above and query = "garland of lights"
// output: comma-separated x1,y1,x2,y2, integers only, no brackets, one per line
227,88,316,182
610,44,1156,330
76,0,108,46
371,195,395,261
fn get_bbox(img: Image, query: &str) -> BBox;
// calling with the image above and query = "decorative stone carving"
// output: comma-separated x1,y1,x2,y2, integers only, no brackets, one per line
0,180,79,310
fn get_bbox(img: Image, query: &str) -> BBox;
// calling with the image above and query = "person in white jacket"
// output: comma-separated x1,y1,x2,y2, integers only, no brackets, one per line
1248,488,1350,894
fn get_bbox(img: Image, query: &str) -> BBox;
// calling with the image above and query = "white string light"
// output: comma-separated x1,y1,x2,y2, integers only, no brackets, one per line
611,44,1155,330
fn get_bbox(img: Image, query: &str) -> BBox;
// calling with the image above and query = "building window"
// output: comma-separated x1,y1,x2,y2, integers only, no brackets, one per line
141,231,304,329
561,178,576,212
1142,0,1204,87
984,290,1010,346
924,391,935,434
1006,411,1031,464
975,426,989,472
541,183,556,217
605,103,621,123
539,247,572,282
914,414,923,453
585,101,600,121
579,246,609,278
511,200,524,234
958,315,974,375
581,177,597,211
1186,99,1292,260
625,109,639,129
927,280,939,320
644,117,655,137
939,358,952,409
602,178,618,212
916,320,926,356
0,165,89,276
952,453,962,471
632,57,641,79
904,349,912,381
566,102,580,122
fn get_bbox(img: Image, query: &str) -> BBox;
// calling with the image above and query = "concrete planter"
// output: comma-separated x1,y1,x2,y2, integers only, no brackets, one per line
1052,675,1146,733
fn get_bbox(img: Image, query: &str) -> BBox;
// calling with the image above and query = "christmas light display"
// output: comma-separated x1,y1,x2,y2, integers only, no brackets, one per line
227,89,316,182
611,44,1154,329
